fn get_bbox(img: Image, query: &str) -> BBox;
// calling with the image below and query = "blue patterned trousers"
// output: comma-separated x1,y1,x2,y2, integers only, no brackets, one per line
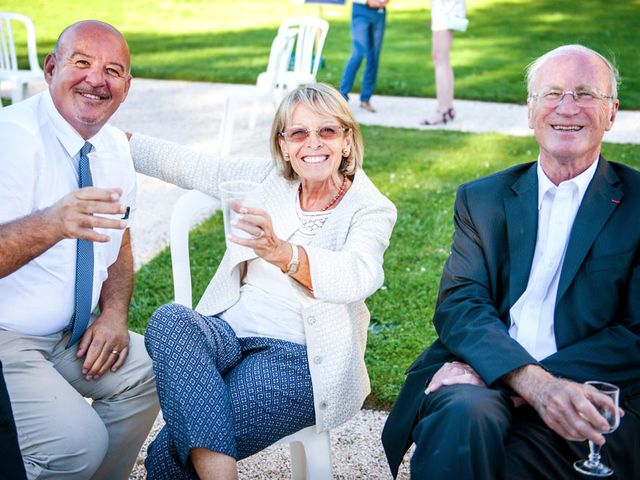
144,304,315,479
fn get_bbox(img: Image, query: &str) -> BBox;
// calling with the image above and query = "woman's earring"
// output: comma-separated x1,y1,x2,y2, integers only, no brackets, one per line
283,152,290,160
343,149,350,156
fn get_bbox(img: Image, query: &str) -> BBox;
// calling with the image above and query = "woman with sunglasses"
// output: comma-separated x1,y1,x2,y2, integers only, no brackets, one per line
130,83,396,479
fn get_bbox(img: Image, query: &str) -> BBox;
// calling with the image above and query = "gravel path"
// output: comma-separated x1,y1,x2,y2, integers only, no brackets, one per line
110,78,638,479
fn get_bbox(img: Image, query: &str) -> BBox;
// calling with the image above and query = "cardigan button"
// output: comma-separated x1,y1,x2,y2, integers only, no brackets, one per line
313,356,323,365
319,400,328,410
307,316,316,325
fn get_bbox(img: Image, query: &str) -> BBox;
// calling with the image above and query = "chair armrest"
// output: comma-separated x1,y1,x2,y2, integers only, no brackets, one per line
170,190,220,308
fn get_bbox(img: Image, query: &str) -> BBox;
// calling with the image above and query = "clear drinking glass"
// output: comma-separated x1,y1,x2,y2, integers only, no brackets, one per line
573,381,620,477
219,180,262,248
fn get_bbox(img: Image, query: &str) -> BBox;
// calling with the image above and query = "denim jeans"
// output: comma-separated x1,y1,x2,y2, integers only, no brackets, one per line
339,3,386,103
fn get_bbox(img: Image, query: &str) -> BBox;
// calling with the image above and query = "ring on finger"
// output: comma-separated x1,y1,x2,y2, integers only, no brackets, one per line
254,230,265,239
110,349,120,355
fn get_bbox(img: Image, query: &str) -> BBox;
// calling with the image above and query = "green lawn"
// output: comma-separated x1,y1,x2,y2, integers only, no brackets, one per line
4,0,640,107
5,0,638,409
128,127,640,409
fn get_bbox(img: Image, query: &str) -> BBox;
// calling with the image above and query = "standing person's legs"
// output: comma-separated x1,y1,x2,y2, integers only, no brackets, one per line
0,330,110,479
339,6,368,101
0,360,27,480
54,330,159,480
424,29,455,124
360,10,386,104
410,384,512,480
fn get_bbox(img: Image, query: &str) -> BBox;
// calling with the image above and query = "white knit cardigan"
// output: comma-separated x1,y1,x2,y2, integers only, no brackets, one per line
130,134,396,431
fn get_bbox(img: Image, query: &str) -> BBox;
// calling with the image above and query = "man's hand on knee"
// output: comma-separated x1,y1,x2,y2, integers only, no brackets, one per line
425,361,486,395
76,310,130,380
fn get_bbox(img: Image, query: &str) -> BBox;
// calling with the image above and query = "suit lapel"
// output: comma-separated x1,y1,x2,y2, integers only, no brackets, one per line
556,158,622,300
505,163,539,307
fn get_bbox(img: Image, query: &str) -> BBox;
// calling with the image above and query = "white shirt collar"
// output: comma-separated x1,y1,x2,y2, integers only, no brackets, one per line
536,156,599,210
41,89,107,157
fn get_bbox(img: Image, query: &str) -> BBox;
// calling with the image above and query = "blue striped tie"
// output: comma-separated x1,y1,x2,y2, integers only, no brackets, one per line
67,142,94,347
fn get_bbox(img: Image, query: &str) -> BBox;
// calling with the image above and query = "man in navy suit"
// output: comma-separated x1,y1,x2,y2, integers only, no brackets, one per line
382,44,640,479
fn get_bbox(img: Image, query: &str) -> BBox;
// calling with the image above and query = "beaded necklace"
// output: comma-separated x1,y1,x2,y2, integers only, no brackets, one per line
298,175,348,212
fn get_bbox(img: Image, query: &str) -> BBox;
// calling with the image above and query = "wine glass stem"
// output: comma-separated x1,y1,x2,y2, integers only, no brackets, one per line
587,440,603,467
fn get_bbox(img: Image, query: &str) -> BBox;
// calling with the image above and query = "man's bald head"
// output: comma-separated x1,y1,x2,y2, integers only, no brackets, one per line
54,20,130,74
44,20,132,139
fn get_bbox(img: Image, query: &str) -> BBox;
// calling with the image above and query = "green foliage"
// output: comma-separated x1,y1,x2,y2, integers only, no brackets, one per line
127,126,640,409
4,0,640,107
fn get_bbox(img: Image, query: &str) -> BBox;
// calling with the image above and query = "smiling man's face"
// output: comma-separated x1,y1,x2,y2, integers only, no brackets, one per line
44,21,131,140
528,51,618,173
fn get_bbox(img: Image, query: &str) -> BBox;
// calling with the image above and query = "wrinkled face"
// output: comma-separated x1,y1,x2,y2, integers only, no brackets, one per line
527,51,618,169
44,23,131,139
278,103,352,185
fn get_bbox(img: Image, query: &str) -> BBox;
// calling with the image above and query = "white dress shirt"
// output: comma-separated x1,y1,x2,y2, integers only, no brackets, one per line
509,158,598,361
0,91,136,336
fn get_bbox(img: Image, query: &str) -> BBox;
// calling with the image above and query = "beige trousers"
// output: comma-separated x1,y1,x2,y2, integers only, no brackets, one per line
0,329,159,480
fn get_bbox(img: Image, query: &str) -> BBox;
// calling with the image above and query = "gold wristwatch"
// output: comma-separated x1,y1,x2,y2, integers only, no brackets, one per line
286,243,299,275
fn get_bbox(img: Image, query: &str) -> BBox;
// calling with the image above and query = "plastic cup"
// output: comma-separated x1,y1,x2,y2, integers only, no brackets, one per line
219,180,263,247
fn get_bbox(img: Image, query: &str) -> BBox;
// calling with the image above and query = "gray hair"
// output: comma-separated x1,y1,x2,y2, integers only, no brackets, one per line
526,44,619,99
270,83,363,181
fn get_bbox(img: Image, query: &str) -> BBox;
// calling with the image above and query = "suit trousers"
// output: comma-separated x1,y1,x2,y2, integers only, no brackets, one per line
410,384,640,480
0,360,27,480
0,328,159,480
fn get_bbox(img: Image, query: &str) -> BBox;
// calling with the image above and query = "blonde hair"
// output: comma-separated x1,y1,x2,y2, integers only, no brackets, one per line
270,83,364,181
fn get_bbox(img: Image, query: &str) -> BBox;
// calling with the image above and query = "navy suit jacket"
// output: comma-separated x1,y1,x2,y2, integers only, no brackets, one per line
382,157,640,477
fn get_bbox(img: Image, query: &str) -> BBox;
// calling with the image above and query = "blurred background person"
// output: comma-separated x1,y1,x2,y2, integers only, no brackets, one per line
339,0,389,113
421,0,468,125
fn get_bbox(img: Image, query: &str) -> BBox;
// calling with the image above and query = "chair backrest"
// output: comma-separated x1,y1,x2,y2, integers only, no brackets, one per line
277,17,329,81
255,28,297,93
0,12,41,74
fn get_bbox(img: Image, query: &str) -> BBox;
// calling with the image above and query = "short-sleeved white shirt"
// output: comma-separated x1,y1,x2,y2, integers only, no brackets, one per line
0,91,136,335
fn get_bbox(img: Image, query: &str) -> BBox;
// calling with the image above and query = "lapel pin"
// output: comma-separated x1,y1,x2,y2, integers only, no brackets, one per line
611,199,621,204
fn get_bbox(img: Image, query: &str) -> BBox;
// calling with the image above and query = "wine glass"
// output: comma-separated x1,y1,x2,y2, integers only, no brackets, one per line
573,381,620,477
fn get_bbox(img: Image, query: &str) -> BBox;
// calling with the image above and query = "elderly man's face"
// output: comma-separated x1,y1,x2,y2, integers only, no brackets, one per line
528,52,618,169
44,23,131,139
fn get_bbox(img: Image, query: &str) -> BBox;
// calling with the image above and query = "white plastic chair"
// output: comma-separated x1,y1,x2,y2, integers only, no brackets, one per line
0,12,43,103
218,17,329,156
169,189,332,480
275,17,329,91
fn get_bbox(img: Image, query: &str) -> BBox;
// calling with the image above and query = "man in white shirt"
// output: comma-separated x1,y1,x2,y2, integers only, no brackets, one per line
383,44,640,479
0,20,158,479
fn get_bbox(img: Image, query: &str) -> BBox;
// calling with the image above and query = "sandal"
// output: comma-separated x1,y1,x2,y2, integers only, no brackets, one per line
420,108,456,126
